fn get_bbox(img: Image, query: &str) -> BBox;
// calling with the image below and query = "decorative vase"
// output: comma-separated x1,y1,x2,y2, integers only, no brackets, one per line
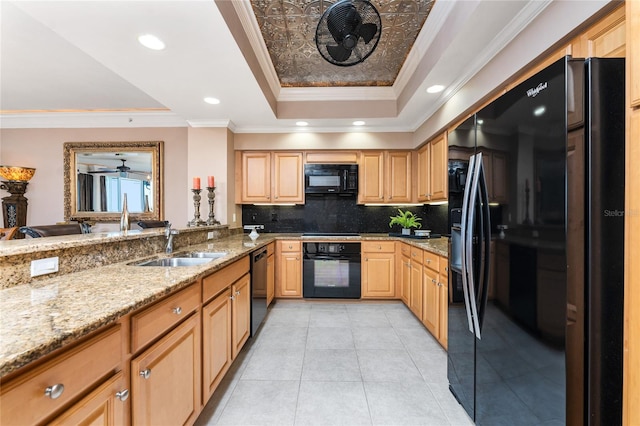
402,228,411,235
120,194,129,231
249,227,259,241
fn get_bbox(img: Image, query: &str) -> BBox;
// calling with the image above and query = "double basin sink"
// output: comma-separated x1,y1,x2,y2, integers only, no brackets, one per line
135,251,228,267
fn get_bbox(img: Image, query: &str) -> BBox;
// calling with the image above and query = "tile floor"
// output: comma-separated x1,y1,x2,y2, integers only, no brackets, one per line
195,300,474,426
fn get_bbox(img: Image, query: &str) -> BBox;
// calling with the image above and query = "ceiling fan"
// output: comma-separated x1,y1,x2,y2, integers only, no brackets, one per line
315,0,382,66
86,159,149,177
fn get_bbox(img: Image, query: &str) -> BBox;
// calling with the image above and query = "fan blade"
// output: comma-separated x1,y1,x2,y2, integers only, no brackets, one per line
327,2,359,43
358,23,377,44
327,44,352,62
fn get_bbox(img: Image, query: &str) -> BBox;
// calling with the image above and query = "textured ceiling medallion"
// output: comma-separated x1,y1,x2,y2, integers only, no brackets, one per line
250,0,435,87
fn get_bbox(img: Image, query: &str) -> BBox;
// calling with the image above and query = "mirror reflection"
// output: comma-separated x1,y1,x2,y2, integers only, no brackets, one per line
64,141,163,222
76,152,153,213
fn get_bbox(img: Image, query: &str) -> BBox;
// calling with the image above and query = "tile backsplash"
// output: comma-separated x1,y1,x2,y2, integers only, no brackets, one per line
242,196,449,235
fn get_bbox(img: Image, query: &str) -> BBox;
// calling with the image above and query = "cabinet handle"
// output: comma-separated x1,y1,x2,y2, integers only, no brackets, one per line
378,245,382,250
173,307,182,315
432,279,437,284
230,295,235,301
380,196,383,199
116,389,130,401
235,290,240,296
288,245,292,249
426,259,431,263
139,369,151,379
275,196,278,199
44,384,64,399
365,258,368,261
296,257,300,260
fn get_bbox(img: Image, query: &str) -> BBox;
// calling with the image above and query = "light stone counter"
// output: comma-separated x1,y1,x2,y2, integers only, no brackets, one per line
0,233,447,377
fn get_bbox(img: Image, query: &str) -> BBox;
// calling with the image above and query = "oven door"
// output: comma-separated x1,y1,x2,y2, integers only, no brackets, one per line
303,255,361,298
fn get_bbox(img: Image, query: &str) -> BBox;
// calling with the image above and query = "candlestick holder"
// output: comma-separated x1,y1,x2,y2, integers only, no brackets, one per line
206,187,220,226
187,188,206,227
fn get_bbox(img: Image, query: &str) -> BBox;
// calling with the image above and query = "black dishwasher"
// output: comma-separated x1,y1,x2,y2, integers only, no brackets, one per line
250,247,268,336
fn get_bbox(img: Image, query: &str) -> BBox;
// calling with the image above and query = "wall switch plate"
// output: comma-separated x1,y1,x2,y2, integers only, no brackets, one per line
207,231,214,239
31,257,59,277
232,213,236,223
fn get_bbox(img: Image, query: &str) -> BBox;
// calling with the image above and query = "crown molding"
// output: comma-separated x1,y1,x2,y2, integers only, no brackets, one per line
232,0,281,99
187,119,236,132
0,111,188,129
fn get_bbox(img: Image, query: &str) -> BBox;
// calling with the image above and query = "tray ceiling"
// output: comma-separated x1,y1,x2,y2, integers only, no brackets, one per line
250,0,435,87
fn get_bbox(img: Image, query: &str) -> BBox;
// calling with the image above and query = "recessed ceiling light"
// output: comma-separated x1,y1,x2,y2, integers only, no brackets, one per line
138,34,165,51
477,119,484,125
534,106,546,116
353,121,365,126
204,97,220,105
426,85,445,94
296,121,309,126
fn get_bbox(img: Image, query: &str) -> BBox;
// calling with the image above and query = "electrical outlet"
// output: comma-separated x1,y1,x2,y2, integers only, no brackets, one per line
232,213,236,223
31,257,59,277
207,231,214,239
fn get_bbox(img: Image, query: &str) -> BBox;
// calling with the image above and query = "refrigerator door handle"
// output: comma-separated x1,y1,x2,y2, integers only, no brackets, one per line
476,157,492,334
460,154,476,333
466,153,483,340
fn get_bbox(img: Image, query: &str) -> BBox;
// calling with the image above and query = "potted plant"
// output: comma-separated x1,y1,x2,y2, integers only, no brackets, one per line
389,209,422,235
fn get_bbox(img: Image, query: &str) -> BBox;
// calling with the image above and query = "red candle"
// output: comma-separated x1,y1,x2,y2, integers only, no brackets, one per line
208,175,215,188
193,177,201,190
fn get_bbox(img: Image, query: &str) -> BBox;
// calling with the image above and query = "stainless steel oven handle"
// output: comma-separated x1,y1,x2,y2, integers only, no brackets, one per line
460,154,476,334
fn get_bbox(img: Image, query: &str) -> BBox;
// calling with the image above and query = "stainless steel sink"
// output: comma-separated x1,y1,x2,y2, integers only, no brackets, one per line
136,257,214,267
182,251,228,260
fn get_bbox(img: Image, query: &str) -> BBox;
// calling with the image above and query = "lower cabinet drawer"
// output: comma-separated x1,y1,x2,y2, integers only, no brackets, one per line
0,325,122,426
362,241,396,253
131,282,200,353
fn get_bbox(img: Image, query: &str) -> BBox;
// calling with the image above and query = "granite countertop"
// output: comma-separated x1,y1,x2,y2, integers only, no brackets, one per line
0,233,447,377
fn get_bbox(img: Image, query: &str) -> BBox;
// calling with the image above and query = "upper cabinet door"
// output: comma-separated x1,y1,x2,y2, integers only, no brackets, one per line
630,0,640,107
273,152,303,203
359,151,385,203
416,144,431,202
386,151,412,203
240,152,271,203
429,135,448,201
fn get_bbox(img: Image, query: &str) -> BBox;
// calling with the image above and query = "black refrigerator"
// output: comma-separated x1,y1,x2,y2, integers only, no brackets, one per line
447,56,625,425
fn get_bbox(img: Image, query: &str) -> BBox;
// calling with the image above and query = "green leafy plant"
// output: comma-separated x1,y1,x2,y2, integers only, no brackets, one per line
389,209,422,229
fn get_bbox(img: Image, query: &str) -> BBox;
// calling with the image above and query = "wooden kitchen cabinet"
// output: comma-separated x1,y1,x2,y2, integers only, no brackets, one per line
49,371,128,426
398,243,411,304
417,133,448,202
0,325,123,426
202,288,232,402
422,251,440,337
631,0,640,107
202,257,251,400
131,313,201,426
266,242,275,306
409,254,423,318
438,256,449,349
358,151,411,204
231,274,251,359
236,151,303,204
362,241,396,298
276,240,302,298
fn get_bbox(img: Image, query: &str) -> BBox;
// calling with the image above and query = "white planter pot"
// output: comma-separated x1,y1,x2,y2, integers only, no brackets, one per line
401,228,411,235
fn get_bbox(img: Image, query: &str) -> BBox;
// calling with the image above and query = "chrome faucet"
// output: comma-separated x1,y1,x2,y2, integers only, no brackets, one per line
165,225,179,254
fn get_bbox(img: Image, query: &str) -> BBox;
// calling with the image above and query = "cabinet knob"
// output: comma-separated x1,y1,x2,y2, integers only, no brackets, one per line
378,245,382,250
230,295,236,301
288,245,292,249
365,258,368,261
380,196,383,199
139,369,151,379
116,389,130,401
173,307,182,315
426,259,431,263
432,279,437,284
296,257,300,260
44,384,64,399
275,196,278,199
235,290,240,296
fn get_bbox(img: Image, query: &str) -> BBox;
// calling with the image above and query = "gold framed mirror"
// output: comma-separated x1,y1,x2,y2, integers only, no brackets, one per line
64,141,164,222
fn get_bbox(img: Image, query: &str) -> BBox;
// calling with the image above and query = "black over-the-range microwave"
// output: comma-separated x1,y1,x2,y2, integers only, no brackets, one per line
304,164,358,195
